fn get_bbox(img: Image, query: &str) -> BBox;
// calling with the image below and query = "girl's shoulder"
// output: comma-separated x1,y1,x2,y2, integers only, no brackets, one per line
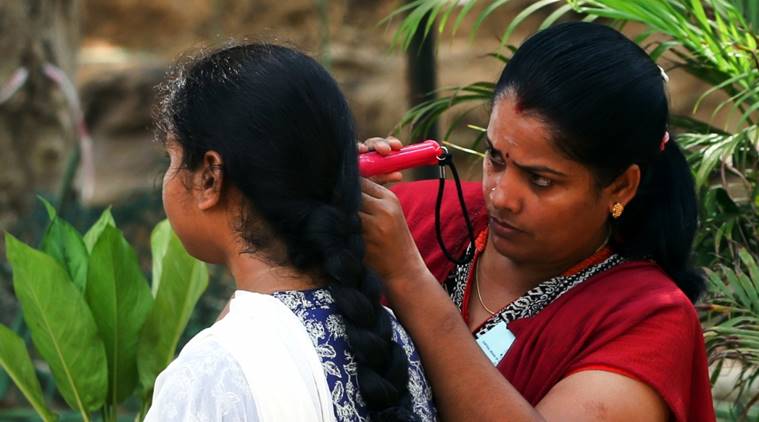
146,333,258,421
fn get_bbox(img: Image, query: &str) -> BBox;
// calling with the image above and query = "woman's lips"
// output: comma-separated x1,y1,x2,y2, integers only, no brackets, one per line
489,217,524,237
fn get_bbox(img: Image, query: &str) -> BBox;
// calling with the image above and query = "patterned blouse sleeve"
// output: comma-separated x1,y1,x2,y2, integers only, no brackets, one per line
144,336,260,422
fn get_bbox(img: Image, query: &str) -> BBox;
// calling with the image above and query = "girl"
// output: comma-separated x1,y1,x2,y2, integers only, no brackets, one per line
146,43,436,421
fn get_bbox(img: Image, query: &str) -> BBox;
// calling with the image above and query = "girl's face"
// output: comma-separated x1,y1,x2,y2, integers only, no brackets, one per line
162,140,195,250
482,96,613,270
161,139,217,262
161,138,238,265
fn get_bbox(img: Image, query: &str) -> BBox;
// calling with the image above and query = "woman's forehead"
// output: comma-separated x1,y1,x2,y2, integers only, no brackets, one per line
488,100,553,154
487,98,587,175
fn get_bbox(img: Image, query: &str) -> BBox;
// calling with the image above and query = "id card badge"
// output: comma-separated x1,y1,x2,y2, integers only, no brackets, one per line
475,320,516,366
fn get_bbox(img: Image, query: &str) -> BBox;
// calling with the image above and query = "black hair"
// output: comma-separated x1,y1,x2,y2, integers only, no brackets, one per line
155,42,416,420
494,22,704,302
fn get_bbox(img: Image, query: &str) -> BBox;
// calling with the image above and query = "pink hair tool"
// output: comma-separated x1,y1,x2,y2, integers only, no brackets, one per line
358,140,446,177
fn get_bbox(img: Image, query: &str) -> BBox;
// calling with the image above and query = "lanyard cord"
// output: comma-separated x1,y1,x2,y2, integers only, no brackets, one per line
435,150,476,265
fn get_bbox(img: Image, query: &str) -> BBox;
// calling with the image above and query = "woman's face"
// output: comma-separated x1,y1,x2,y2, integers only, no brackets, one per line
482,96,612,270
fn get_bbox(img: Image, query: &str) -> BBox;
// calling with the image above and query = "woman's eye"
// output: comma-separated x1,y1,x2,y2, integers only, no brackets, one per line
530,174,552,188
486,149,505,167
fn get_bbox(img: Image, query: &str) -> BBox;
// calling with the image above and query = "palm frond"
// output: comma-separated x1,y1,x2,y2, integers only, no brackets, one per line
678,125,758,189
702,251,759,408
394,81,495,142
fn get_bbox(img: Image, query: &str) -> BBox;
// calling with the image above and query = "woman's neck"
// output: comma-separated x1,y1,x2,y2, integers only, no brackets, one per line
226,252,322,294
479,228,610,298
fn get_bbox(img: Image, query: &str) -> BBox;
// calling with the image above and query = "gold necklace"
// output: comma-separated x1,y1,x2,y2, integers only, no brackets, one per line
474,261,499,316
473,230,611,317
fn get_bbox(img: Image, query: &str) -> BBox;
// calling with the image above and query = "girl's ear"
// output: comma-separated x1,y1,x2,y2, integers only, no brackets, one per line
603,163,640,212
194,150,224,210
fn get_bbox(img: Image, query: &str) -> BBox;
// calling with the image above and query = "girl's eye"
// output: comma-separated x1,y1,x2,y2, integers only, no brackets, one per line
530,174,552,188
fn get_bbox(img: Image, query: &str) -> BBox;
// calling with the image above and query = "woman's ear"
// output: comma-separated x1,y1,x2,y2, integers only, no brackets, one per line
604,164,640,211
194,150,224,210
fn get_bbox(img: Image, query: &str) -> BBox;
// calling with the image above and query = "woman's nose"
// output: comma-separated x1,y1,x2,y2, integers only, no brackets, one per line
490,170,523,214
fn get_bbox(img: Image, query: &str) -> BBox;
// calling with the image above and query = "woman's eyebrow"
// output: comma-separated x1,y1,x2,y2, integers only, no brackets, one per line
486,138,566,177
511,160,567,177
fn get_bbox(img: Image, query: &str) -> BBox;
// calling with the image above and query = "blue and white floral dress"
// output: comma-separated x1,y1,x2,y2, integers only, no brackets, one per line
273,288,437,421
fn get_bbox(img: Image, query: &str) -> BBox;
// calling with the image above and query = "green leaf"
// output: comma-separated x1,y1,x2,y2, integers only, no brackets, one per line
83,208,116,253
39,201,88,292
86,226,154,404
39,196,56,221
5,233,107,417
540,3,576,30
452,0,483,36
737,248,759,290
149,221,172,296
137,221,208,398
649,40,680,60
499,0,561,48
472,0,512,41
0,324,57,422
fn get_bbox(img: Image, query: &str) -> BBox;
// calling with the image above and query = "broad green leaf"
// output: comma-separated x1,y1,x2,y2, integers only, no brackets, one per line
149,220,172,296
86,226,153,404
0,324,57,422
83,208,116,252
39,199,88,292
137,221,208,397
5,233,107,415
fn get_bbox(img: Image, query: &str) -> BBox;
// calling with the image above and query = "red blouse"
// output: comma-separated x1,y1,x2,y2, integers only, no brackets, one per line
392,180,715,422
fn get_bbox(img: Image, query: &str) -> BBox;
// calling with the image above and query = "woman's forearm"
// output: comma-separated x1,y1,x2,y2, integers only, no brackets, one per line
386,269,543,422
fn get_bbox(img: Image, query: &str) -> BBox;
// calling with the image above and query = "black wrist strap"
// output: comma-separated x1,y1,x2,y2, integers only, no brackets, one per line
434,150,476,265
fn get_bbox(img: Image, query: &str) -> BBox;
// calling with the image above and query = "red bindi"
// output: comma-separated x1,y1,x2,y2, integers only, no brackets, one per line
513,100,525,114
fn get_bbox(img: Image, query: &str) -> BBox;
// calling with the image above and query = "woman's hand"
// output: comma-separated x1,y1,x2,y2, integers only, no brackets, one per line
357,136,404,185
359,178,427,287
358,136,403,154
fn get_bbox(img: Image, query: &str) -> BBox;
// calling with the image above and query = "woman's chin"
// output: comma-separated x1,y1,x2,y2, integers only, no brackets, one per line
488,232,529,262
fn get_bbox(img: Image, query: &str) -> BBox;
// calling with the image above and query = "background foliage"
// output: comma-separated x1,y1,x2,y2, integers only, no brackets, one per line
1,203,208,422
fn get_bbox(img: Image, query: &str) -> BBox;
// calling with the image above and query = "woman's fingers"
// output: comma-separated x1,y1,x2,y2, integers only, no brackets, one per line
360,136,403,155
356,139,403,184
360,177,390,201
369,171,403,185
386,136,403,150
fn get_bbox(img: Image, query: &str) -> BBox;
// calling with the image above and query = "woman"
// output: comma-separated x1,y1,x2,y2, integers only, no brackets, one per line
146,43,436,421
359,22,715,421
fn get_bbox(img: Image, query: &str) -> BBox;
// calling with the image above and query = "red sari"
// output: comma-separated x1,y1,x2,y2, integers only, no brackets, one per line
392,180,715,422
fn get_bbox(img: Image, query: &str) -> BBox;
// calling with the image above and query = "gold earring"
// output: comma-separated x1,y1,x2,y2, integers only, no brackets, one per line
611,202,624,219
